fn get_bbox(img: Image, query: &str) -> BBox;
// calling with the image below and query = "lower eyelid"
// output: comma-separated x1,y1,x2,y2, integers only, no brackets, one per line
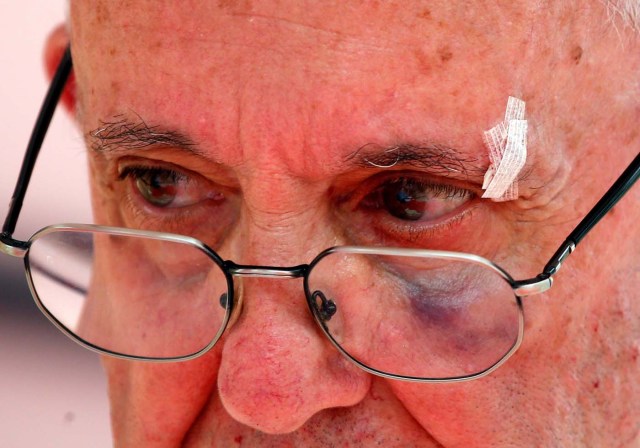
349,198,480,247
119,186,234,242
392,205,476,236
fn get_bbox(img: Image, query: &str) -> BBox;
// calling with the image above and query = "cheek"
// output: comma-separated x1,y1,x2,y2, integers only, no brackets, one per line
76,234,229,359
387,375,528,446
104,350,221,445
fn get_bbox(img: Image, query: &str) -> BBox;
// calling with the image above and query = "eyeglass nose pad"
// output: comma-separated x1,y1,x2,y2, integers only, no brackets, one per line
311,290,337,323
220,282,244,331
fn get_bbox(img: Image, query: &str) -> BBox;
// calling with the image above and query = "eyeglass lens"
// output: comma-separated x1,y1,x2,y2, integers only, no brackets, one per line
27,229,230,359
307,250,521,379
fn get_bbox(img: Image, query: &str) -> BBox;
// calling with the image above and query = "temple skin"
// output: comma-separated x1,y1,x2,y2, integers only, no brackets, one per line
43,1,639,446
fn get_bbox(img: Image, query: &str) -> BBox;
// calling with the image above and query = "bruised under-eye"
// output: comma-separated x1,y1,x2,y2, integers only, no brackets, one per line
377,257,487,309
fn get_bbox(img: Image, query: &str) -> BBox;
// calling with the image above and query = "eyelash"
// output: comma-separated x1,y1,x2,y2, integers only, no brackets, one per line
118,165,185,184
362,178,471,206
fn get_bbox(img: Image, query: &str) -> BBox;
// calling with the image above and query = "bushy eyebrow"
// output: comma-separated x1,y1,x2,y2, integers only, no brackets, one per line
345,143,484,179
87,114,197,153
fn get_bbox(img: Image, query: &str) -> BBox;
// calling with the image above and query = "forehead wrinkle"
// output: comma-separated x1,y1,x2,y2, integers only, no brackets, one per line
110,17,402,78
225,11,411,53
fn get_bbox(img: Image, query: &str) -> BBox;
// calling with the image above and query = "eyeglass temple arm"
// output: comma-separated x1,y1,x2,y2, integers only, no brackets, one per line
542,151,640,277
1,46,72,239
514,152,639,297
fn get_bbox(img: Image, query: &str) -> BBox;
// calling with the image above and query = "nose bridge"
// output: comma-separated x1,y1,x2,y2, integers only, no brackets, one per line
226,159,340,266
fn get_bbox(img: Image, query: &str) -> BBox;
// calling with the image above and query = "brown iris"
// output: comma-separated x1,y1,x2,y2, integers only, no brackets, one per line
134,169,179,207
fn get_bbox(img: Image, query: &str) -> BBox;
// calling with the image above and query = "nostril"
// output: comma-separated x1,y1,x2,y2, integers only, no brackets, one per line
312,290,337,322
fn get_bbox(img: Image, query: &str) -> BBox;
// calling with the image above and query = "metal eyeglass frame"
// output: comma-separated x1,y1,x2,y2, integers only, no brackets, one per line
1,47,639,382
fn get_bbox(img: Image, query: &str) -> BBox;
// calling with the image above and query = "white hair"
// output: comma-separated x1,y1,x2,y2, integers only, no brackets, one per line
607,0,640,30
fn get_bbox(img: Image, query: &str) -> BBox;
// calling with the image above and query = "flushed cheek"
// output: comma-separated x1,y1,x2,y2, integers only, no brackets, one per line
103,351,221,446
388,379,522,448
387,342,574,448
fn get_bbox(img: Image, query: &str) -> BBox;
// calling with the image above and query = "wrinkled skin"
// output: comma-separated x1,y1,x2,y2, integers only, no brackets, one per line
45,1,639,446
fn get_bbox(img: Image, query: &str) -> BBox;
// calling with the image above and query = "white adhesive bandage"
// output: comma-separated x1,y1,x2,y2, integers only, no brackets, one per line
481,96,527,201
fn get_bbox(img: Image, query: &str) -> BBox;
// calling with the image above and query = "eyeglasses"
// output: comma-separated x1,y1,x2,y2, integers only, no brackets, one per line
2,47,639,382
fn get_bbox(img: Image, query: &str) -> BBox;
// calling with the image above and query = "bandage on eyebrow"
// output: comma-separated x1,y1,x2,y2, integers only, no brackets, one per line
481,96,527,201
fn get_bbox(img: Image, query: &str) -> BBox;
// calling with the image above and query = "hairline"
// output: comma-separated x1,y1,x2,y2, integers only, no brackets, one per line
65,1,640,32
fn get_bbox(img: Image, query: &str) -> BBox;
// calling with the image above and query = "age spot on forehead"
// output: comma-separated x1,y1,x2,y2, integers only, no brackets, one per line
438,46,454,63
417,8,432,20
412,45,454,75
570,45,583,65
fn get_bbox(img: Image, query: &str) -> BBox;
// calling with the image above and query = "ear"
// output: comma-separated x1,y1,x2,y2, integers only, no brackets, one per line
44,24,76,115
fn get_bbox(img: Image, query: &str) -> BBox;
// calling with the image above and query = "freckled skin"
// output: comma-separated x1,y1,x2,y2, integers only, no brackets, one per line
44,0,640,446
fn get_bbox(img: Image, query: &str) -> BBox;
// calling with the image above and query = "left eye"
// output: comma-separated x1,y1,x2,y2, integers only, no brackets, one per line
369,177,473,222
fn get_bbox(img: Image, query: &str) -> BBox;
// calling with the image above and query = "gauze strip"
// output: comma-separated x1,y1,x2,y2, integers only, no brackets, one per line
481,97,527,201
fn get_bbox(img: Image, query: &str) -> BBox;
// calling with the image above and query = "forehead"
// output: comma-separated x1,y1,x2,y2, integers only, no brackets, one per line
71,1,554,89
68,1,606,173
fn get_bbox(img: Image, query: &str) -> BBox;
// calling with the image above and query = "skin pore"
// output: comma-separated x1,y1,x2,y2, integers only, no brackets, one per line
45,1,639,446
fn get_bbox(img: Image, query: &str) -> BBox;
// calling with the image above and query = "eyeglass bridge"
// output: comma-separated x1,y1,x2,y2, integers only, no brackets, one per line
225,261,309,279
220,262,338,322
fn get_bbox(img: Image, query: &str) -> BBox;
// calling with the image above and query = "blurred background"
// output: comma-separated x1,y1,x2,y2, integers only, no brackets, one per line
0,1,111,446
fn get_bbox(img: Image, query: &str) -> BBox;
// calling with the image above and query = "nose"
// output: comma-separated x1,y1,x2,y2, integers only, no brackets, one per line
216,275,371,434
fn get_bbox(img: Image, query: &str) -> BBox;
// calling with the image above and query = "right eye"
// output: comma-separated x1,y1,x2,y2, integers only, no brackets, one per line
130,167,180,207
119,166,224,209
114,163,236,245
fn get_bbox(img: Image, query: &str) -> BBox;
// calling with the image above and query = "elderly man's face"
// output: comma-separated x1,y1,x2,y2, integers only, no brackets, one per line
60,0,639,446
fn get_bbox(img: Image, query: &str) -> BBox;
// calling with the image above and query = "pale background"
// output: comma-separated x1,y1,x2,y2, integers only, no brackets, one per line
0,1,112,446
